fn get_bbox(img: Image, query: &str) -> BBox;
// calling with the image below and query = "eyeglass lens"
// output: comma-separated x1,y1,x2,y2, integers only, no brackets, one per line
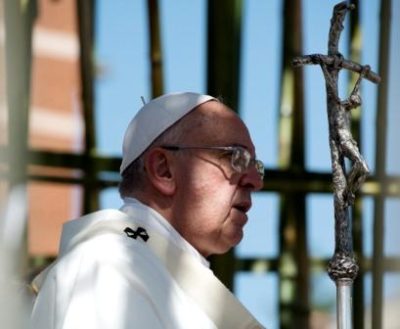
230,148,264,180
231,148,250,173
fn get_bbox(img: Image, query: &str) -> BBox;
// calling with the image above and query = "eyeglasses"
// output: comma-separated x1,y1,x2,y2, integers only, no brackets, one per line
161,145,264,180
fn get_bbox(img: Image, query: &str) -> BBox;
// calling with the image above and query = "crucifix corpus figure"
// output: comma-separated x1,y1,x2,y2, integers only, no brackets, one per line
293,2,380,329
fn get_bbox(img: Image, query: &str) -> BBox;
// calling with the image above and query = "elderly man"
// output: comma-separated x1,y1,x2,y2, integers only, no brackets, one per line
30,92,265,329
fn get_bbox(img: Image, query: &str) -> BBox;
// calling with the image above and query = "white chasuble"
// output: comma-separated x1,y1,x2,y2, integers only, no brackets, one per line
30,202,265,329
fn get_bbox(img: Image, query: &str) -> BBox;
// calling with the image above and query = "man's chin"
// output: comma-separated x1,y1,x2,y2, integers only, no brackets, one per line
213,236,242,256
228,228,244,247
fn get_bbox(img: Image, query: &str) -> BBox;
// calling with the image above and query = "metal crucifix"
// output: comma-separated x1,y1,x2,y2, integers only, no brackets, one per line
293,2,380,329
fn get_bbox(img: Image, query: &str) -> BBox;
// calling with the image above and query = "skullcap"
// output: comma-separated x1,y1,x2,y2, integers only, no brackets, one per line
120,92,216,174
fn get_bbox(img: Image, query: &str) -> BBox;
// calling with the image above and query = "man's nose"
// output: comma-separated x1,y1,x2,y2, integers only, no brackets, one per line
239,166,264,191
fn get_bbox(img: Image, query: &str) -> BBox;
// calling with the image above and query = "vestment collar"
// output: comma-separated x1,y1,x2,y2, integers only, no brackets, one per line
121,197,210,268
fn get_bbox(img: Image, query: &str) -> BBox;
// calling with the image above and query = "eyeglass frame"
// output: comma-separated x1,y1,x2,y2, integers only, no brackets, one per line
160,145,264,180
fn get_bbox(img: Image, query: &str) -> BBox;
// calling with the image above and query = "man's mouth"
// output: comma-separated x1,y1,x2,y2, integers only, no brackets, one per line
233,201,251,214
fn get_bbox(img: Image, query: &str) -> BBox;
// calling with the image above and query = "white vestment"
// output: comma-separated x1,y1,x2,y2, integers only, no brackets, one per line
30,198,265,329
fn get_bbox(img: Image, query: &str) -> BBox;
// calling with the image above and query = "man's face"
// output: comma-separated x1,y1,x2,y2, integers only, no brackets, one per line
171,101,263,257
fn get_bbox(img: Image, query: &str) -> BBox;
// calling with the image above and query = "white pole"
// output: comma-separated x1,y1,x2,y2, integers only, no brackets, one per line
337,280,353,329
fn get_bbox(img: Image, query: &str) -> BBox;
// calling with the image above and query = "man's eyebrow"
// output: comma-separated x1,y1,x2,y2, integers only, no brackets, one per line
230,143,249,149
230,143,257,157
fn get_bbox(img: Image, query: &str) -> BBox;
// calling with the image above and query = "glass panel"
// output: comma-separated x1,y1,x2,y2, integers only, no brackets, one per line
95,0,149,156
382,273,400,329
385,198,400,256
235,272,278,329
240,0,281,168
360,0,380,174
363,196,374,258
307,194,334,258
100,187,121,210
308,194,374,260
386,0,400,175
310,271,336,327
364,273,372,327
236,192,279,258
160,0,206,93
364,273,400,329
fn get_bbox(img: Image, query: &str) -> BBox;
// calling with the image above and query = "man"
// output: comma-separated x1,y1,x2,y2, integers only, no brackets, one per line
30,92,266,329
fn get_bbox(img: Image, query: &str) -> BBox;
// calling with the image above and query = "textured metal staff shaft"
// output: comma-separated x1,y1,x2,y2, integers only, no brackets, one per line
293,2,380,328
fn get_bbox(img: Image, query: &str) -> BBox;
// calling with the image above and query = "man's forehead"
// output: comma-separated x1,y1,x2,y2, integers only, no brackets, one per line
186,103,256,153
190,101,240,125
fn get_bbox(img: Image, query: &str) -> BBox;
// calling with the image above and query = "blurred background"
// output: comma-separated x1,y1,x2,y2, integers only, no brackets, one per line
0,0,399,328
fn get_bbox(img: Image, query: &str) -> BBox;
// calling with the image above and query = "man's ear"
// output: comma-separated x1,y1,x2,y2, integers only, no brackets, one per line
144,148,176,196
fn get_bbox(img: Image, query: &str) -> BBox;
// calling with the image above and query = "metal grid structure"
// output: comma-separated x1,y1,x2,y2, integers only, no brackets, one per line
1,0,399,328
